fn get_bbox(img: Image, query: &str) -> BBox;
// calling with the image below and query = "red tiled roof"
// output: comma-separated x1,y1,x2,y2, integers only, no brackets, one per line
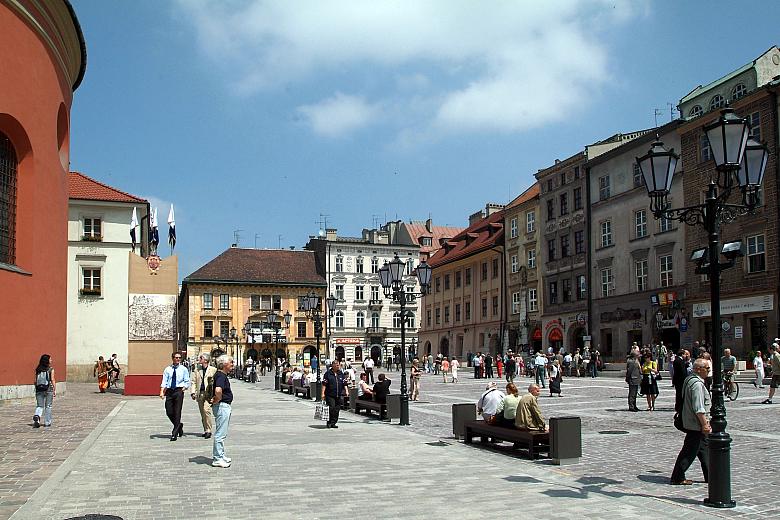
68,172,146,203
427,210,505,268
506,184,540,209
185,248,327,286
403,222,465,255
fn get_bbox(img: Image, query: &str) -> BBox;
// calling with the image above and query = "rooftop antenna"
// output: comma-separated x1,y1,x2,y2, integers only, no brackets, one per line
277,234,283,249
372,214,380,229
667,102,678,121
316,213,330,235
233,229,243,247
254,234,261,249
653,108,663,127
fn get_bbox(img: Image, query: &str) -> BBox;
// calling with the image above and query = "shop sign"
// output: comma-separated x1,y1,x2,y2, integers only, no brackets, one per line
735,326,743,339
335,338,361,344
692,294,773,318
680,317,688,332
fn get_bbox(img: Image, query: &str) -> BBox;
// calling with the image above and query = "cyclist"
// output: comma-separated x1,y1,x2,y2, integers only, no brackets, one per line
721,348,737,394
109,353,121,386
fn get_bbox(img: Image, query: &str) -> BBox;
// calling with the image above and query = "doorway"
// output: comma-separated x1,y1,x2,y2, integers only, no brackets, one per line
335,346,345,361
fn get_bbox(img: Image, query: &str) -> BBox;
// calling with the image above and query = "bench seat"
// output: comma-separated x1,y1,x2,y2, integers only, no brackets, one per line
354,398,387,419
464,420,549,459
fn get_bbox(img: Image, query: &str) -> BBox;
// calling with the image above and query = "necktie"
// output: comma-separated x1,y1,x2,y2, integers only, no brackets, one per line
170,365,177,390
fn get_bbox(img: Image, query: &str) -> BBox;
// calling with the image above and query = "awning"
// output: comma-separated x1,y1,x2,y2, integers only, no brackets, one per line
548,328,563,342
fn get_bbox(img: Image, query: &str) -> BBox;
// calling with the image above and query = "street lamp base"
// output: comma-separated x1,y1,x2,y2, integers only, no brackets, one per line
274,375,280,391
703,499,736,509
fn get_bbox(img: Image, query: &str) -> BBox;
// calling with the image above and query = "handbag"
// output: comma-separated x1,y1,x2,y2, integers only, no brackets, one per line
673,411,685,432
314,400,329,422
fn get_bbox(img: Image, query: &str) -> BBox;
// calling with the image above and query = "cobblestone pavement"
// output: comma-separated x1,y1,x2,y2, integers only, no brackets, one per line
0,384,139,520
402,368,779,520
9,371,766,520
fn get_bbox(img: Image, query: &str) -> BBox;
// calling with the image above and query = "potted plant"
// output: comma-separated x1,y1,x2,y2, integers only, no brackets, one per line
79,288,101,297
746,350,757,370
81,234,103,242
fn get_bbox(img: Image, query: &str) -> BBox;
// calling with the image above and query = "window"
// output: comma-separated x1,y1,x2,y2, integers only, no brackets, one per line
574,166,580,179
355,285,364,301
635,259,648,292
512,292,521,314
481,262,488,281
546,199,554,221
335,284,344,300
81,268,101,295
548,239,556,261
444,274,450,290
335,256,343,272
749,111,761,141
635,210,647,238
481,298,487,318
511,254,518,273
250,294,260,310
259,295,273,310
356,256,364,273
559,193,568,215
426,310,431,327
393,311,402,328
371,257,379,273
492,296,499,316
600,220,612,247
710,94,725,110
573,187,582,210
465,268,471,286
492,258,499,278
465,301,471,320
203,293,213,310
659,212,672,233
444,305,450,323
526,211,535,233
83,217,102,239
528,289,538,311
633,163,643,188
435,308,441,324
562,278,571,302
371,312,380,328
455,303,461,322
272,295,281,310
407,312,416,328
0,133,18,265
356,311,365,329
335,311,346,328
455,270,461,288
659,255,673,287
510,217,518,238
527,249,536,268
560,171,567,185
560,235,570,257
371,285,379,301
600,268,613,297
577,275,586,300
747,235,766,273
435,276,441,292
219,294,230,310
700,134,712,162
203,321,213,338
575,230,585,254
731,83,747,101
298,321,307,338
421,237,432,247
547,179,553,192
549,281,558,304
406,258,414,275
599,175,610,200
689,105,703,118
220,321,230,337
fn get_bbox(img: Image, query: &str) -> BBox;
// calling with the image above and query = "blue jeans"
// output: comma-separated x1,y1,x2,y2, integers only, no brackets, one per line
212,402,232,461
35,390,53,426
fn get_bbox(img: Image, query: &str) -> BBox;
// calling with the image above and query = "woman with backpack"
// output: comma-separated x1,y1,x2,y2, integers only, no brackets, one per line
33,354,56,428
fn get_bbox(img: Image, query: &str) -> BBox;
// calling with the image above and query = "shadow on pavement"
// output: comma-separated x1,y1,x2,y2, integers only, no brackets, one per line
308,424,329,429
504,475,543,484
188,456,212,465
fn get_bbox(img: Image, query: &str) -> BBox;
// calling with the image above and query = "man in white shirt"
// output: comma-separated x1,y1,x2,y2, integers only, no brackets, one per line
534,352,547,388
473,353,482,379
563,353,573,377
477,382,505,422
363,357,375,383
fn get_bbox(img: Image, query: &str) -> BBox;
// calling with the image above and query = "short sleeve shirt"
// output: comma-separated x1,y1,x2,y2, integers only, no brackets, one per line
213,371,233,405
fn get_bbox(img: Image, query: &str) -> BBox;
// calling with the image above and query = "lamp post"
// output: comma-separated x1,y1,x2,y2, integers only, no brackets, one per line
301,292,336,402
229,326,241,378
242,320,258,383
267,309,292,391
378,254,432,426
636,108,768,508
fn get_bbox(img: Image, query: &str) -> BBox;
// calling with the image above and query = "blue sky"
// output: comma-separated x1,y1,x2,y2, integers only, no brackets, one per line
69,0,780,280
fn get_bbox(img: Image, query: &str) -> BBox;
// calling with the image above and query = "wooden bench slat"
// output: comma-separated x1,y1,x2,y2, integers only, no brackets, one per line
463,420,549,459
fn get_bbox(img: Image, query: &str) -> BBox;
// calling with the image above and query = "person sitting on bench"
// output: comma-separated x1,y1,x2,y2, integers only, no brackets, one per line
357,373,373,400
494,383,522,428
515,384,547,431
373,373,391,404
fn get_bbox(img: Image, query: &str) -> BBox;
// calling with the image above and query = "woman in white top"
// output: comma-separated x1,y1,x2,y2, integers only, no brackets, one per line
450,358,460,383
754,351,765,388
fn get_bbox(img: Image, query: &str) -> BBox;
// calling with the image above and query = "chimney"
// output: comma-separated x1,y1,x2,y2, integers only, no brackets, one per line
326,228,337,241
425,218,432,233
289,246,295,250
468,209,485,226
484,203,505,217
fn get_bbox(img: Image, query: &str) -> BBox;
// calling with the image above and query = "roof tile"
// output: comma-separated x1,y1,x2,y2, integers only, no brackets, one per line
68,171,146,203
185,248,326,286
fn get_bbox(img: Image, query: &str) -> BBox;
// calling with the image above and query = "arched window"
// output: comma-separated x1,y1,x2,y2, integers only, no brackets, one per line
393,311,402,328
371,312,380,328
710,94,725,110
688,105,703,118
407,311,416,329
0,132,18,265
335,310,344,328
356,311,365,329
731,83,747,101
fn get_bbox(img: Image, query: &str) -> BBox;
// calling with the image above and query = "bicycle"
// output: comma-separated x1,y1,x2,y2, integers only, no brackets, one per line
107,370,120,389
724,371,739,401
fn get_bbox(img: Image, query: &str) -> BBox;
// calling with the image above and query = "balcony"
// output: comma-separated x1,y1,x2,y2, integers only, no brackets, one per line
365,327,388,335
368,299,383,310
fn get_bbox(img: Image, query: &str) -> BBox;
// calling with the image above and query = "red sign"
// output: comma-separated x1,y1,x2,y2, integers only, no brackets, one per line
548,328,563,342
335,338,361,344
532,328,542,340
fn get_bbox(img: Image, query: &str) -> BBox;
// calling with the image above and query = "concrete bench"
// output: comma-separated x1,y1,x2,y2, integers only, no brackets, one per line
293,379,311,399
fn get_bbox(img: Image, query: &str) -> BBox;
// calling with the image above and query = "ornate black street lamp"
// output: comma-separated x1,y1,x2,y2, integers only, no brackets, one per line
229,326,241,378
301,292,335,402
266,309,292,390
378,254,431,425
636,108,768,508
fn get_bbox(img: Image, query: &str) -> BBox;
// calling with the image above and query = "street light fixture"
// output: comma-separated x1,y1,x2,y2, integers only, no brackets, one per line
636,108,769,508
301,291,327,401
229,326,240,378
266,309,292,391
378,254,432,426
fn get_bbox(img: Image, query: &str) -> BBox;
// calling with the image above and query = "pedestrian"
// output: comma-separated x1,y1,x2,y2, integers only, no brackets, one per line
625,351,641,412
321,359,346,428
190,352,217,439
548,359,563,397
589,347,600,378
477,381,505,423
473,352,482,379
450,357,459,383
159,351,190,441
505,355,516,383
33,354,56,428
427,353,434,374
533,351,547,388
485,353,494,378
495,383,521,428
210,354,234,467
434,353,442,375
762,343,780,404
109,353,121,385
441,357,450,383
93,356,109,393
640,351,659,411
753,350,765,388
363,356,374,384
496,356,504,379
515,384,547,431
670,358,711,485
658,342,667,372
410,359,421,401
517,355,525,377
563,351,573,377
672,349,690,412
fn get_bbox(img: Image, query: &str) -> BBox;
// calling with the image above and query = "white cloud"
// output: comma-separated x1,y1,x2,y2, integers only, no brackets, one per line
296,93,379,137
176,0,637,135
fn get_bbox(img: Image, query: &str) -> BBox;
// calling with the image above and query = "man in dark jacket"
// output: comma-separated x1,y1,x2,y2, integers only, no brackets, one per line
485,354,494,378
625,352,642,412
373,373,392,404
672,349,691,412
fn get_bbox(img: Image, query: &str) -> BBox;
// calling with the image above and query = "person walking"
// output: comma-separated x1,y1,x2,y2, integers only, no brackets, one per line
753,350,765,388
548,360,563,397
441,357,450,383
762,343,780,404
484,354,494,378
473,353,482,379
505,355,516,383
160,351,190,441
533,352,547,388
321,359,346,428
93,356,109,393
563,352,573,377
573,349,582,377
496,356,504,379
363,356,374,384
589,347,600,378
670,358,711,485
210,355,234,468
450,357,459,383
640,351,659,411
410,359,422,401
33,354,56,428
673,349,691,412
625,351,641,412
190,352,217,439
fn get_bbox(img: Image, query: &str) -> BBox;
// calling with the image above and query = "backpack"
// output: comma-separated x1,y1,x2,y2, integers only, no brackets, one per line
35,369,51,392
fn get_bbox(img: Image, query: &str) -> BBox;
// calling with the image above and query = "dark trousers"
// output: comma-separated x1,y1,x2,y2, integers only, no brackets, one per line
325,396,340,425
674,384,683,412
671,431,709,482
628,384,639,411
485,365,493,378
165,388,184,432
365,368,374,384
474,366,480,378
590,361,598,378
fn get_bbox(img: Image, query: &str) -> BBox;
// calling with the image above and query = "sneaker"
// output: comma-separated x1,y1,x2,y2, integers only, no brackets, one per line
33,415,40,428
670,479,693,486
223,457,232,463
762,399,773,404
212,459,231,468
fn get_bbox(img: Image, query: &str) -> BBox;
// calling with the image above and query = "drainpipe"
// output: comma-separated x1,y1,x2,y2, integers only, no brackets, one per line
585,166,593,342
771,87,780,341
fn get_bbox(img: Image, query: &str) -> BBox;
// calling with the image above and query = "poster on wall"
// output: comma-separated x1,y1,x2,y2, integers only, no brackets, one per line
128,293,176,340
